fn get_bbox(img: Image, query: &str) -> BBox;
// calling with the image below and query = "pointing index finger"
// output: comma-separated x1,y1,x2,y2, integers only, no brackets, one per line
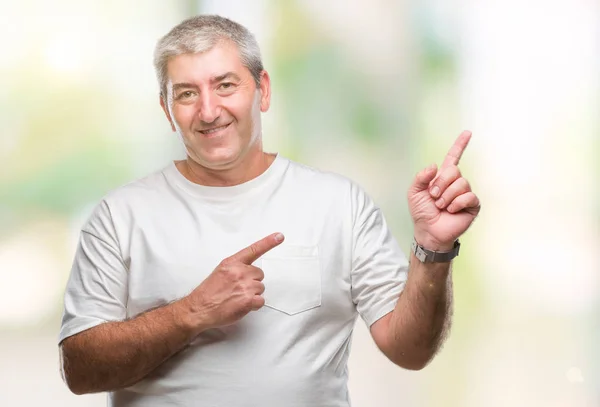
225,233,285,265
441,130,472,169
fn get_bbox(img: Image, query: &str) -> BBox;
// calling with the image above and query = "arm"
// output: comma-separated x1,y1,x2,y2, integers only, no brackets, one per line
370,254,453,370
59,231,283,394
371,130,480,370
60,297,201,394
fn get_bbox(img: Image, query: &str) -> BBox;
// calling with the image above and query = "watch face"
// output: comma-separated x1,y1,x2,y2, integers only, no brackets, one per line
415,246,429,263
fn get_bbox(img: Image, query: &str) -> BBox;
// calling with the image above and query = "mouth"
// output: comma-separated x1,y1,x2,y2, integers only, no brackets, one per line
198,123,231,136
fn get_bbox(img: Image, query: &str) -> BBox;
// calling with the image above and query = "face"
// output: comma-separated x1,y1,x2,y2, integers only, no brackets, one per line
160,40,271,170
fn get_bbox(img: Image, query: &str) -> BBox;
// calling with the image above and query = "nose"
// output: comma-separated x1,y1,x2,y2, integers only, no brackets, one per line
197,91,221,124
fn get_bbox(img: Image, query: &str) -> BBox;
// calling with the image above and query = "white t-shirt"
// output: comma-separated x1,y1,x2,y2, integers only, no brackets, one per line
60,154,408,407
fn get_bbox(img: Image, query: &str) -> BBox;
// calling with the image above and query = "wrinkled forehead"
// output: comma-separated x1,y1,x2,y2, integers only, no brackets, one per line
165,40,249,89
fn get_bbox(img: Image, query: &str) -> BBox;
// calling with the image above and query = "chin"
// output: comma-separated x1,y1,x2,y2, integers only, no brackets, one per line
191,148,242,169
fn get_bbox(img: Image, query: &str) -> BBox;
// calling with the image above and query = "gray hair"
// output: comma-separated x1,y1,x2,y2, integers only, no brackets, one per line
153,15,264,99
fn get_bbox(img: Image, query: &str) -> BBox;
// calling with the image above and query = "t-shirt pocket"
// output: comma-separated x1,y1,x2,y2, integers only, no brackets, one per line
260,245,321,315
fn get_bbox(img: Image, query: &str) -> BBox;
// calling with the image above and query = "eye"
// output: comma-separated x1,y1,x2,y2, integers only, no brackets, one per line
219,82,234,90
176,90,196,100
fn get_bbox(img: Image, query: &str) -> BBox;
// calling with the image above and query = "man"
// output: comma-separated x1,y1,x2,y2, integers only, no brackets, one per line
58,15,480,407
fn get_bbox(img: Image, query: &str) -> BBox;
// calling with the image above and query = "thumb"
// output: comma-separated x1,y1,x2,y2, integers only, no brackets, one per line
410,164,438,193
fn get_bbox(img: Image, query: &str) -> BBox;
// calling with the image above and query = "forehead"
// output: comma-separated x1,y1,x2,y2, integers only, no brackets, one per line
166,40,249,84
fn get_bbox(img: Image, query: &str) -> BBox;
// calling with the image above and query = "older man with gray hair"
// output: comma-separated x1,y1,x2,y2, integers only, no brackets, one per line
58,14,480,407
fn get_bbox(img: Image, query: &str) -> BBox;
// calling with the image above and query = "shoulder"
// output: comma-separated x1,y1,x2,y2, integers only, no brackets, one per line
98,162,181,217
283,157,373,204
283,157,357,192
83,164,173,230
103,165,172,205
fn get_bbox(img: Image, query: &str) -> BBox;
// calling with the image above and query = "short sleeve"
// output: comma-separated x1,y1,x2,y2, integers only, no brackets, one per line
350,182,409,327
58,200,128,344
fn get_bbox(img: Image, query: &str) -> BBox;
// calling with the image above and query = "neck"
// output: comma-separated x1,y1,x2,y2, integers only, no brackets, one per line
176,150,276,187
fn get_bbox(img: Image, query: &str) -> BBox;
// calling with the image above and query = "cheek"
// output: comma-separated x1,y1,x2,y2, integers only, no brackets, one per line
171,105,196,126
226,93,256,120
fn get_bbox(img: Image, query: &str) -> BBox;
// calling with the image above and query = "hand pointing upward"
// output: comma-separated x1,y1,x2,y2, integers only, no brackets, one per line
408,130,481,251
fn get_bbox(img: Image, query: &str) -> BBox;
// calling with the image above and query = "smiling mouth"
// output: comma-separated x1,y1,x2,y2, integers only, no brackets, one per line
198,123,231,135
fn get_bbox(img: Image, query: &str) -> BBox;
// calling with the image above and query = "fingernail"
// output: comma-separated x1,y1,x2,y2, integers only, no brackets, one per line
275,233,284,242
430,186,440,198
435,197,445,208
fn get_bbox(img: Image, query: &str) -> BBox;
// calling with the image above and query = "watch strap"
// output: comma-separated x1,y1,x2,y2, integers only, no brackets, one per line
411,238,460,263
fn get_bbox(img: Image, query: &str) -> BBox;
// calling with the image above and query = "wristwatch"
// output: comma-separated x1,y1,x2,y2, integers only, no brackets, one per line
411,238,460,263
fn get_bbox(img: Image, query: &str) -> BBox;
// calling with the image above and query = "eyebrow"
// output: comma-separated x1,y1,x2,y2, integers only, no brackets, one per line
171,72,242,93
211,72,241,83
172,83,198,93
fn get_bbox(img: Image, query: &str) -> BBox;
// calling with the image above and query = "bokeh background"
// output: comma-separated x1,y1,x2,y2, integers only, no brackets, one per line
1,0,598,406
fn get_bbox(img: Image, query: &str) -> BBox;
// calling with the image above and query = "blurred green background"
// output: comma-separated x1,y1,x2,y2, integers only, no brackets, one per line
0,0,598,406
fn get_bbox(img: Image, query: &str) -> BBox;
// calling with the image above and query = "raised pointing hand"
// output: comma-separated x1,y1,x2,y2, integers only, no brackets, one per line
408,130,481,251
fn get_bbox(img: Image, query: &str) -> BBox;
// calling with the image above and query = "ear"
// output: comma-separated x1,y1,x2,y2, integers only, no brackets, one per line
258,70,271,113
159,95,176,132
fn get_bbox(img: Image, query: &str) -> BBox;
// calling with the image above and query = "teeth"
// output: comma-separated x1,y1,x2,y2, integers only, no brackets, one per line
201,124,228,134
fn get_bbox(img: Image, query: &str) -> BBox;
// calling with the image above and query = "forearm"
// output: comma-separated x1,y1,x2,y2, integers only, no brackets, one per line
387,252,453,369
60,297,201,394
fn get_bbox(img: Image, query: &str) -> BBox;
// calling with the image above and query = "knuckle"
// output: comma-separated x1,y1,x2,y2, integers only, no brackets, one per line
246,295,262,312
233,268,245,281
219,258,232,266
461,193,475,207
447,165,461,180
454,193,466,204
457,177,470,191
247,265,264,280
217,263,231,274
240,292,253,306
221,265,242,280
255,296,265,308
437,174,449,187
439,166,456,183
241,283,253,297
